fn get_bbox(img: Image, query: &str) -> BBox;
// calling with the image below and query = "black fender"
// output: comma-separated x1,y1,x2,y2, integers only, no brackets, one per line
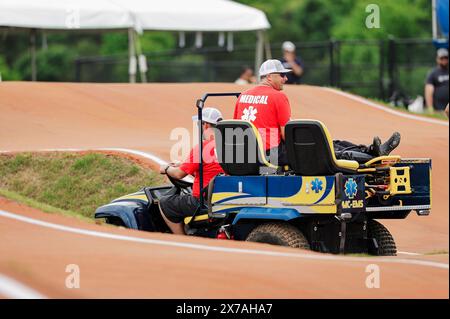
95,201,150,230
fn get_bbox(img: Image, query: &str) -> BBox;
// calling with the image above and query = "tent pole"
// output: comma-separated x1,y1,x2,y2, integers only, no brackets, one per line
128,28,137,83
134,31,148,83
255,30,264,81
264,32,272,59
30,28,37,81
432,0,437,39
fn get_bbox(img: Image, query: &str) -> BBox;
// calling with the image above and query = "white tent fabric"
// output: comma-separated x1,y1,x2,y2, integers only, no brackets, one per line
0,0,270,32
0,0,133,30
112,0,270,32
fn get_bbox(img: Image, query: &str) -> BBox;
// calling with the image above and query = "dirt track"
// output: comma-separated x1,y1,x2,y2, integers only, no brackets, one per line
0,82,448,298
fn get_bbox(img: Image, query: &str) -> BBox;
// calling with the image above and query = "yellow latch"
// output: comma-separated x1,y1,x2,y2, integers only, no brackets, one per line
389,166,412,195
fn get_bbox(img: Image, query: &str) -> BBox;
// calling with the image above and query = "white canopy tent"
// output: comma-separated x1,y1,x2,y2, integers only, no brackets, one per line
113,0,270,32
0,0,271,82
0,0,132,30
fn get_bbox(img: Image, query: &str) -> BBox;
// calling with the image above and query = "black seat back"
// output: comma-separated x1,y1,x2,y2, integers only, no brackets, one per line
215,120,267,175
285,120,342,175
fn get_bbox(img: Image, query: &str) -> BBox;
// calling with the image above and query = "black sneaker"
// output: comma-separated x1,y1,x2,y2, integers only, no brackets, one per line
379,132,401,156
371,136,382,156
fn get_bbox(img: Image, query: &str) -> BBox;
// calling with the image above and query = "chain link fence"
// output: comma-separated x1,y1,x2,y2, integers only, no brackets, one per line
75,38,440,101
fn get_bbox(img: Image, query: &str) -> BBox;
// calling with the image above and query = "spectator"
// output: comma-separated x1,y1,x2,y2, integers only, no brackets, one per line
234,66,256,85
425,48,449,112
279,41,304,84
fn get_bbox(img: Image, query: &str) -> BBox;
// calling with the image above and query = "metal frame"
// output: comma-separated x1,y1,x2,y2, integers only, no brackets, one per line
188,92,241,223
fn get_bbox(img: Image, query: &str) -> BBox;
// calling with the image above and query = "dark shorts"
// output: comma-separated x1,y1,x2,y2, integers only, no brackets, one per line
159,193,200,224
266,141,289,166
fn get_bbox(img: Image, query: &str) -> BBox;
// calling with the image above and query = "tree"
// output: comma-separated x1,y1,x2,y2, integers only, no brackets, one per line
14,45,76,81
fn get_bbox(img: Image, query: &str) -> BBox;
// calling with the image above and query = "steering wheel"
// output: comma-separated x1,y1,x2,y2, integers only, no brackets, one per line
167,174,193,190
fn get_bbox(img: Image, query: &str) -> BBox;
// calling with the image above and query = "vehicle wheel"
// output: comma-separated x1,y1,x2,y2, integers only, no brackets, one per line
368,220,397,256
245,222,310,249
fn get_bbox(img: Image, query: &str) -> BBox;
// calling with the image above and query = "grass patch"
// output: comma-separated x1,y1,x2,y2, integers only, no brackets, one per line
326,86,448,121
0,152,163,219
0,188,93,223
368,97,448,121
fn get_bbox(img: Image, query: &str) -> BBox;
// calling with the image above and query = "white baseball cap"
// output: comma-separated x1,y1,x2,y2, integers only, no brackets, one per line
282,41,296,52
259,59,293,77
437,48,449,58
192,107,223,124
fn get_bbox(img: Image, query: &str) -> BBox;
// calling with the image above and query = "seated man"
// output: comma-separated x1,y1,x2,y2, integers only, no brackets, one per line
234,59,400,165
158,107,224,235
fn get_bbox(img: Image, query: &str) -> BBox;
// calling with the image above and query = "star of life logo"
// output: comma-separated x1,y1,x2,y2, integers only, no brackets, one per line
311,178,323,194
241,106,258,122
344,178,358,199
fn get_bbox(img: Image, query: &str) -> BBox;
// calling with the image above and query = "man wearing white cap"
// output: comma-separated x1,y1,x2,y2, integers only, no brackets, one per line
234,59,401,166
425,48,449,112
234,59,293,165
158,107,224,235
280,41,304,84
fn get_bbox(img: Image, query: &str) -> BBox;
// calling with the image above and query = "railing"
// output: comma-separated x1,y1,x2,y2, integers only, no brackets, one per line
74,38,442,102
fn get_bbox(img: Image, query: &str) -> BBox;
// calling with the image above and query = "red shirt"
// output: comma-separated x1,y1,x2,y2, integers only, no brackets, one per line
233,85,291,150
180,139,224,198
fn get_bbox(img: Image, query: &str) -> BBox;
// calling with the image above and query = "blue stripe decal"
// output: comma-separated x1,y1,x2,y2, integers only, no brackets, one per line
314,176,335,204
267,176,303,197
213,206,248,214
215,194,257,205
213,176,267,197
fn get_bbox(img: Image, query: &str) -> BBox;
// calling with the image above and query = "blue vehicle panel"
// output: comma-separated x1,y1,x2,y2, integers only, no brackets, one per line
212,174,341,216
394,159,432,207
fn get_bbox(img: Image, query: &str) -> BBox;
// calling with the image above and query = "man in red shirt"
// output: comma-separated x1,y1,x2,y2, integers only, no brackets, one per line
159,107,224,235
234,59,401,165
233,59,292,165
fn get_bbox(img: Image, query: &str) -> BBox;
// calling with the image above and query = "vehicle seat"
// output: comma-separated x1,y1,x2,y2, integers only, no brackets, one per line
285,120,359,175
215,120,278,175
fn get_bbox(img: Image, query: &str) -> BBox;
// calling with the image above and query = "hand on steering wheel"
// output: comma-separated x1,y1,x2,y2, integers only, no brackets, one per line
167,174,193,190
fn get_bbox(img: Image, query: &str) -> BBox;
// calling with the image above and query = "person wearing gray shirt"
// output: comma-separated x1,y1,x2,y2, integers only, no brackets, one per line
425,48,449,111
